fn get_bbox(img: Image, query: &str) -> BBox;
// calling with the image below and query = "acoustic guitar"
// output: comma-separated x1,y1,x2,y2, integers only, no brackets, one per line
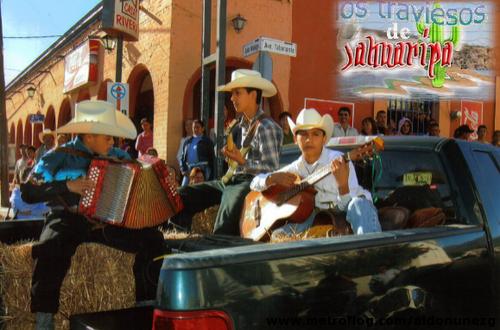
239,137,384,241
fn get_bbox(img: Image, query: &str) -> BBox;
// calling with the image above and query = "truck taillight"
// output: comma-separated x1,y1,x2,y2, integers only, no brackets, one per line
152,309,234,330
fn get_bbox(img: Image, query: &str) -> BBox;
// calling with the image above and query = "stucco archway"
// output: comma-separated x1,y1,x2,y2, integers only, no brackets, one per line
58,98,72,127
16,120,23,158
44,106,56,130
127,64,155,127
24,116,32,146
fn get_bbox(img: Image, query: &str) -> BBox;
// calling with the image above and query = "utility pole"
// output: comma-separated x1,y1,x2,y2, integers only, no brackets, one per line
0,2,10,207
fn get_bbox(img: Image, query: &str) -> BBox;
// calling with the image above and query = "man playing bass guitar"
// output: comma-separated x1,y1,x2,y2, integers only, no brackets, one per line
169,69,283,235
249,108,381,239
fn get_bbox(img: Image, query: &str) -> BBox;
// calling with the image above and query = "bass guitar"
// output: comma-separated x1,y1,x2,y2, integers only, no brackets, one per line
240,137,384,241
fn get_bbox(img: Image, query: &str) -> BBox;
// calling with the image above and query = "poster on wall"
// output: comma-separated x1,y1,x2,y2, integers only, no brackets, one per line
304,98,355,126
336,1,495,101
63,40,100,93
460,100,483,140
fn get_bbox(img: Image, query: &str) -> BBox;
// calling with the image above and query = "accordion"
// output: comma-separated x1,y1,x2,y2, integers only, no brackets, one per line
79,156,183,229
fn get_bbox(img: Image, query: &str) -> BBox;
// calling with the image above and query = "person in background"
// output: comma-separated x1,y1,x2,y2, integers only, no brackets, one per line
279,112,294,145
333,107,358,137
177,119,194,169
398,117,413,136
476,125,490,144
375,111,388,135
180,119,214,186
135,118,153,158
35,129,56,163
360,117,379,136
12,144,29,187
427,122,441,137
492,130,500,147
189,167,205,185
453,124,474,141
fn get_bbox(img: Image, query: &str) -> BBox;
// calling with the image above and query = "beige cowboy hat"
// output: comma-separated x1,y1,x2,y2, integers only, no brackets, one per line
287,108,334,140
217,69,277,97
38,128,56,143
57,100,137,139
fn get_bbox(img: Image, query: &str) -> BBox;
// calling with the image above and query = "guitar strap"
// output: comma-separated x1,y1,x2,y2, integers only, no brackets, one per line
238,112,266,149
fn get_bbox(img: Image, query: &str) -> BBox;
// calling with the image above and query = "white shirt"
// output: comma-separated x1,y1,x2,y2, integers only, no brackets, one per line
250,147,371,211
333,123,358,137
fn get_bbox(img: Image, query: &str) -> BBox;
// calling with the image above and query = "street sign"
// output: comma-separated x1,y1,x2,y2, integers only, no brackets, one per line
30,114,45,124
252,51,273,81
243,38,260,57
243,37,297,57
107,82,130,116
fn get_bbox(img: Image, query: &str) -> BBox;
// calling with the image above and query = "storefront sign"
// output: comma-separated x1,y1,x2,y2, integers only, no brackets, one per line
304,98,355,126
460,100,483,140
63,39,99,93
243,37,297,57
30,114,45,124
107,82,130,116
102,0,140,41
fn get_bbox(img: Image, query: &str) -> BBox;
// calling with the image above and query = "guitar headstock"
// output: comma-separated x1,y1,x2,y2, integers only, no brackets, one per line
347,137,384,162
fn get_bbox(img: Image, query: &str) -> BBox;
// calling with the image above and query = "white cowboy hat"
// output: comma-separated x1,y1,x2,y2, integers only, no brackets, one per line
57,100,137,139
217,69,277,97
287,108,334,140
38,128,56,143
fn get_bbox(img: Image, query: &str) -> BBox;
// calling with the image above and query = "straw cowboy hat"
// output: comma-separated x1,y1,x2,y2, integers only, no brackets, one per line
217,69,277,97
57,100,137,139
38,129,56,143
287,108,334,140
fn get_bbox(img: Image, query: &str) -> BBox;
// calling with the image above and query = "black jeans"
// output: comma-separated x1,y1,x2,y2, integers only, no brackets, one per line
31,210,167,313
170,174,253,235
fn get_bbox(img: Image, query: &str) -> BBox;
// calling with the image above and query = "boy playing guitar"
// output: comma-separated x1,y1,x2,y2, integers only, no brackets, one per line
247,108,382,240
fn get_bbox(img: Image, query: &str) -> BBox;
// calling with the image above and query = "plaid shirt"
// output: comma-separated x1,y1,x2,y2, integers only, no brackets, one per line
236,110,283,175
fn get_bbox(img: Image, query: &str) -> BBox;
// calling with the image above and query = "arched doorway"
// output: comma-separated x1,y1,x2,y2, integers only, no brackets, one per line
44,106,56,130
183,57,283,130
77,88,91,102
58,98,72,127
32,112,44,148
24,116,33,146
97,79,112,101
9,123,15,144
16,120,23,158
128,65,155,128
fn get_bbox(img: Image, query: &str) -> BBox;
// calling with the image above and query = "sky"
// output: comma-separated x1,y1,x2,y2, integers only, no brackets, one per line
2,0,101,85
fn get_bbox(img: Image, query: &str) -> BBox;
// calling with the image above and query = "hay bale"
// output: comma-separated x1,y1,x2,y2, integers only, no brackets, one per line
0,242,135,329
191,205,219,235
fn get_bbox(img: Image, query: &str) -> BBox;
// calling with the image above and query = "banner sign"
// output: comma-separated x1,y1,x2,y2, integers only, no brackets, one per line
460,100,483,140
102,0,140,41
304,98,355,126
63,39,99,93
336,1,494,101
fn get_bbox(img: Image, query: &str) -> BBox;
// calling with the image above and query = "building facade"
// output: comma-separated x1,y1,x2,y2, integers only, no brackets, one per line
6,0,500,168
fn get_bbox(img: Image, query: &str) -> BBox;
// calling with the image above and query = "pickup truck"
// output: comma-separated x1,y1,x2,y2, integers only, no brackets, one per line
3,137,499,329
